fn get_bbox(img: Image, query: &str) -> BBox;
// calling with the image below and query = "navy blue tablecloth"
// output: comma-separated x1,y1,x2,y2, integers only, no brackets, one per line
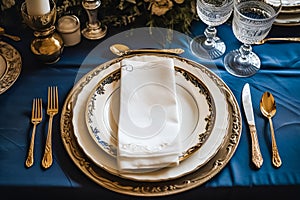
1,15,300,199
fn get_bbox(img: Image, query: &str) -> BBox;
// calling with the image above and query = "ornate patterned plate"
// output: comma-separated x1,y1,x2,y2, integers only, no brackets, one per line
60,54,242,196
0,41,22,94
72,54,229,182
85,61,215,161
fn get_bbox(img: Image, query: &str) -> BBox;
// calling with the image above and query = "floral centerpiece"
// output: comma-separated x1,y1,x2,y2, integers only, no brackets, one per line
1,0,197,33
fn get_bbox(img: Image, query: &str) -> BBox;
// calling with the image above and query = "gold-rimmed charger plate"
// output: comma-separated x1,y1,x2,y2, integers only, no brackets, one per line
60,53,242,196
72,54,229,182
0,41,22,94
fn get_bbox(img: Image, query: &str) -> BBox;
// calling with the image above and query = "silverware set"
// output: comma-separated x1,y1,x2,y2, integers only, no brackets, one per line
242,83,282,169
25,86,59,169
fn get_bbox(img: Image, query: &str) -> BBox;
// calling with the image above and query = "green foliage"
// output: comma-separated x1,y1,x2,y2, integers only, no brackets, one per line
56,0,197,33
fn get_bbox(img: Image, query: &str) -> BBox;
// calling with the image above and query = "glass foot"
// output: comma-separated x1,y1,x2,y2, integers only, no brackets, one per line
190,35,226,60
82,25,107,40
224,49,261,77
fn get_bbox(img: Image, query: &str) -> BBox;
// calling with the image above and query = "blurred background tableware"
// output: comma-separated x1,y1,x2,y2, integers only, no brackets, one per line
81,0,107,40
224,0,282,77
275,0,300,26
21,0,64,64
56,15,81,47
190,0,233,59
0,27,21,42
254,36,300,45
260,91,282,168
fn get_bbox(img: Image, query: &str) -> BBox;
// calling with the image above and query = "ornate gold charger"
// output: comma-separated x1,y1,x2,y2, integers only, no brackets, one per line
0,41,22,94
60,53,242,196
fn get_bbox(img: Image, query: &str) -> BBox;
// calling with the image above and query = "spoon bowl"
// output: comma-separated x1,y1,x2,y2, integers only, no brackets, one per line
110,44,130,56
260,91,282,168
110,43,184,56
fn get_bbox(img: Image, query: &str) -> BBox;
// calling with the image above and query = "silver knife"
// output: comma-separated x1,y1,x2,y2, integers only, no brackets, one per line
242,83,263,168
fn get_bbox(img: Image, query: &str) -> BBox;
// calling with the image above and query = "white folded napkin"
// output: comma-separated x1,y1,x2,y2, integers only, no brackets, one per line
117,56,181,172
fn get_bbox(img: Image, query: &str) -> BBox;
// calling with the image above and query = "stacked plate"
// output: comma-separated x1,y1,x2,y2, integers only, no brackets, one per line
275,0,300,26
60,53,242,196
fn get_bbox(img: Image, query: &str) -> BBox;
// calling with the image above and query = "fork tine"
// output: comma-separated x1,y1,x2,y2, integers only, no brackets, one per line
38,98,42,119
48,87,51,110
55,86,58,109
31,99,36,118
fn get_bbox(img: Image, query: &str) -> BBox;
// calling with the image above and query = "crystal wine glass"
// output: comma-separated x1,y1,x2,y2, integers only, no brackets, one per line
190,0,233,59
224,0,282,77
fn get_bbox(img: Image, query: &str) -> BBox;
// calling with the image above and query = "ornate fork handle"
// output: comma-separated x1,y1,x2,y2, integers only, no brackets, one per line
42,113,54,169
25,122,38,168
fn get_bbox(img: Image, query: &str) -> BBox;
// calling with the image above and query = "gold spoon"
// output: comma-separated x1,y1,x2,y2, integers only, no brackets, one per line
110,43,184,56
254,37,300,45
260,91,282,168
0,27,21,42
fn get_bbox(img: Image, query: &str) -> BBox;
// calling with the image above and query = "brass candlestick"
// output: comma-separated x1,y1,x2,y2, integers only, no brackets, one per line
21,0,64,64
81,0,107,40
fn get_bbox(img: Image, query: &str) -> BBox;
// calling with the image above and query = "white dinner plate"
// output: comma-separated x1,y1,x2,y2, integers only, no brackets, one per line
72,54,229,182
85,64,215,161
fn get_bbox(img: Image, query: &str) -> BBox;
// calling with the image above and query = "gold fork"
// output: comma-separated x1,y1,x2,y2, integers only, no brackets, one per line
25,98,43,168
42,86,58,169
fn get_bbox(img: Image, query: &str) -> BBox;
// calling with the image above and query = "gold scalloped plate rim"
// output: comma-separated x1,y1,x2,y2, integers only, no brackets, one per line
60,53,242,197
0,41,22,95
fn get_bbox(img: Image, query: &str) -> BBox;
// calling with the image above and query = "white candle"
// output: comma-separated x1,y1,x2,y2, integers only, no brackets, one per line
26,0,51,16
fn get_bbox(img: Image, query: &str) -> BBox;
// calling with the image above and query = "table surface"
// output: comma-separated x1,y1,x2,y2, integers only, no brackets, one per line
1,10,300,199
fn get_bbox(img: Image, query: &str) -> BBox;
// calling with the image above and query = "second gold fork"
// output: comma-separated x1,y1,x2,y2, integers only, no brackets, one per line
42,86,59,169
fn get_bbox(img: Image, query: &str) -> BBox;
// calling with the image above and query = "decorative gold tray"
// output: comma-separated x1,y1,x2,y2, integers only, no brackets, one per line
60,53,242,196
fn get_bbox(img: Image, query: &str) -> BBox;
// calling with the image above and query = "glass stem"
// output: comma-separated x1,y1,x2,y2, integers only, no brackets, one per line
239,44,252,61
203,26,217,48
83,0,101,29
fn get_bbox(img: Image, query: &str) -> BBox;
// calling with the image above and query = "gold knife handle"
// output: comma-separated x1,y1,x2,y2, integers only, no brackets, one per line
249,124,263,168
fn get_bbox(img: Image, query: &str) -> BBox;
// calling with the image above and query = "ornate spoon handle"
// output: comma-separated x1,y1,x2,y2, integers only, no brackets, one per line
269,117,282,168
126,48,184,55
256,37,300,44
1,33,21,41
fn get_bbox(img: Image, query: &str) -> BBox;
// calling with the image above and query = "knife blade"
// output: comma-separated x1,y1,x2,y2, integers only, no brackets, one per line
242,83,263,168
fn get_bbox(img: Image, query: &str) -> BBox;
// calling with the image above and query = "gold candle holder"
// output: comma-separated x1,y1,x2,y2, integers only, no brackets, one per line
21,0,64,64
